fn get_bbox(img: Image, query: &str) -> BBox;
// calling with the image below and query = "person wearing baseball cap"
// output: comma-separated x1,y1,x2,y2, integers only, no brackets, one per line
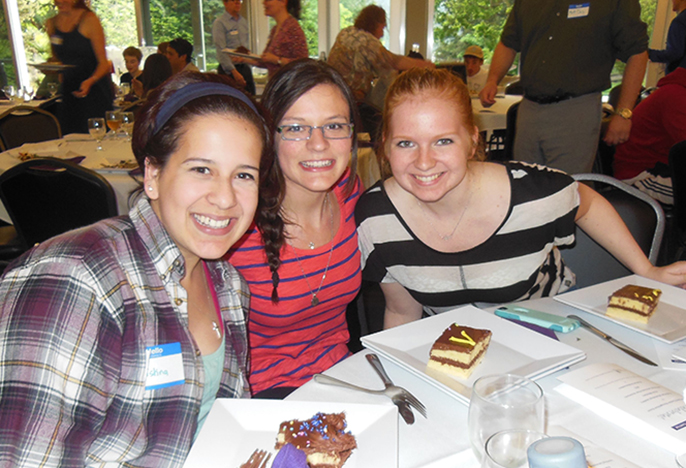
464,45,488,94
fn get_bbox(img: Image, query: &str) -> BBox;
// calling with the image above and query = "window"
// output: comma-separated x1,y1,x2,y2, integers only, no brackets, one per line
0,4,16,87
431,0,513,65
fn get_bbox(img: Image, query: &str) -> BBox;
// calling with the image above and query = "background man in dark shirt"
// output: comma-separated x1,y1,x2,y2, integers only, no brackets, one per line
480,0,649,174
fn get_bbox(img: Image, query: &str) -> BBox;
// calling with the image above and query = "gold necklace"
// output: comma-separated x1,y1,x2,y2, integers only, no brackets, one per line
290,194,335,307
416,183,475,241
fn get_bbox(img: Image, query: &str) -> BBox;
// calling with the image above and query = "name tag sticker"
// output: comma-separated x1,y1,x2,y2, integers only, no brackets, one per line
145,342,185,390
50,35,63,46
230,30,239,35
568,3,590,18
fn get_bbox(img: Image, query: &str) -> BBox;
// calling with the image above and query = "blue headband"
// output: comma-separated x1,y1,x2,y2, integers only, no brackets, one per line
153,82,259,134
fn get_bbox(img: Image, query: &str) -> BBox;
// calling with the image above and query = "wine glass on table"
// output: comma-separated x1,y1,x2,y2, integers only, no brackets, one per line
48,83,59,99
120,82,131,97
22,86,36,102
105,111,122,138
121,112,134,141
88,117,106,151
2,85,15,100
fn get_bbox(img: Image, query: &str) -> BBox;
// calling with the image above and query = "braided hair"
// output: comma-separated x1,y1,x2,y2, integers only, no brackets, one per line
258,59,360,303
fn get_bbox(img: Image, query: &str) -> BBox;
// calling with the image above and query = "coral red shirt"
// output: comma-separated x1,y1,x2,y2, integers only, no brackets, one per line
228,171,362,394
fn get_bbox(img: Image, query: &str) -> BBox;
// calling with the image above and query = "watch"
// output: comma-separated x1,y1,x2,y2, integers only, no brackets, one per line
616,108,632,120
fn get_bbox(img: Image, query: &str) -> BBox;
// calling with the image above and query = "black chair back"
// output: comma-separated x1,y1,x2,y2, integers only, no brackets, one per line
505,80,523,95
0,105,62,150
0,158,117,249
503,101,520,161
560,174,665,288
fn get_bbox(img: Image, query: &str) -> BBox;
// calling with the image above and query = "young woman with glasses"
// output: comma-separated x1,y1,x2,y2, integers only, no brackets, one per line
228,59,362,398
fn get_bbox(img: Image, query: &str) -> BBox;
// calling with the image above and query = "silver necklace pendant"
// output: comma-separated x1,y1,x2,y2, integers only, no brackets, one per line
311,295,319,306
211,321,221,339
309,241,315,249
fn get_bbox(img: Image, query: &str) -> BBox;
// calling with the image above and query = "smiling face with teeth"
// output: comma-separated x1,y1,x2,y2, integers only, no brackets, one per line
275,84,353,198
385,92,479,204
145,113,261,269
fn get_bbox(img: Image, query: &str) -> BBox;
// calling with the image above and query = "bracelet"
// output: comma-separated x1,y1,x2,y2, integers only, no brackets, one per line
278,57,282,66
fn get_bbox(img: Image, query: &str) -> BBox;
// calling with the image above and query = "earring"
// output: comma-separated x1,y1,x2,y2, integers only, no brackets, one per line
147,186,153,192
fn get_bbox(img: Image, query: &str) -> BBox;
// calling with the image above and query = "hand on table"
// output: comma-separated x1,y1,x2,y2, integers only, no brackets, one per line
479,83,498,107
603,115,632,146
640,262,686,289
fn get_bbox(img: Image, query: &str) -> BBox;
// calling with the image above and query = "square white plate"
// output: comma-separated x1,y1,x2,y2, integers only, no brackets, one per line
360,305,586,405
184,399,398,467
554,275,686,344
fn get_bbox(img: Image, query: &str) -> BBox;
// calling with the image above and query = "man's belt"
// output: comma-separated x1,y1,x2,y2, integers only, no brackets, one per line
525,93,576,104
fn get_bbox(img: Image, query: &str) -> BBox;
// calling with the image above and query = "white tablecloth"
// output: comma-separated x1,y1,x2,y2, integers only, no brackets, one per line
0,134,139,223
472,94,521,139
287,296,684,468
0,97,59,113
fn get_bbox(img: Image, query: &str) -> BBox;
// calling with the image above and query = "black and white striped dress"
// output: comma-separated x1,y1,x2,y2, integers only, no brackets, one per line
355,162,580,314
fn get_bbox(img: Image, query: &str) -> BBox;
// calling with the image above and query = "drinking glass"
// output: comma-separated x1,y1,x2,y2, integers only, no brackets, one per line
121,111,134,141
482,429,547,468
120,82,131,96
22,86,35,102
2,85,15,100
48,82,59,98
468,374,545,462
88,117,106,151
105,110,122,137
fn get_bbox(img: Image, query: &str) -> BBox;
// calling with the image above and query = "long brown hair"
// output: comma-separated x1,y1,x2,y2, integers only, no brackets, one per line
257,58,360,303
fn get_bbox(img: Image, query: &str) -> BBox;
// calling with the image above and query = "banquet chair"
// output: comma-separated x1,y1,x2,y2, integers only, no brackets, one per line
0,158,117,250
505,80,523,95
668,140,686,261
503,101,520,161
560,174,665,289
0,105,62,150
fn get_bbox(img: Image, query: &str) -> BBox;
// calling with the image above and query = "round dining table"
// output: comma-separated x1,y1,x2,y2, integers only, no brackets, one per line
0,133,139,223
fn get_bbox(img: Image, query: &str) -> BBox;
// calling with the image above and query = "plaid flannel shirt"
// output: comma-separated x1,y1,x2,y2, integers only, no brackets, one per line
0,198,250,467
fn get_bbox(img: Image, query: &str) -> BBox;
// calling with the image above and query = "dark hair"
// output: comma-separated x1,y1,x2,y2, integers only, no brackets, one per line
140,53,173,96
132,72,272,181
354,5,386,34
379,68,484,178
287,0,301,20
258,58,359,303
71,0,91,10
168,38,193,63
123,46,143,63
157,41,169,55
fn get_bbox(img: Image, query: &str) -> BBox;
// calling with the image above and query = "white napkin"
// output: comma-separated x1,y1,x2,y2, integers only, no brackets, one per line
14,141,62,156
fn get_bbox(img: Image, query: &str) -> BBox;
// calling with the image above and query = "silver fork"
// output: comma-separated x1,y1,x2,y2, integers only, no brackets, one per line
312,358,427,419
365,353,427,418
239,449,271,468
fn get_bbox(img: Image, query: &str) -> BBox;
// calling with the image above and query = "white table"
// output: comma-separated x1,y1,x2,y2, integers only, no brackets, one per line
472,94,521,139
0,134,139,223
0,97,59,113
287,296,685,468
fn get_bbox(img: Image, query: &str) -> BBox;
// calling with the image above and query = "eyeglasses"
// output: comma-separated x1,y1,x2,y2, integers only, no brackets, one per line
276,123,354,141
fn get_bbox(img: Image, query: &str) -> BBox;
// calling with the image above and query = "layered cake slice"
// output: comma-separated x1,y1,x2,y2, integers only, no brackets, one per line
606,284,662,323
427,323,492,379
275,412,357,468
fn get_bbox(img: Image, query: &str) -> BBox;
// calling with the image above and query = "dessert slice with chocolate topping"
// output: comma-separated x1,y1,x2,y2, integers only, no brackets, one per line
427,323,492,379
275,412,357,468
606,284,662,324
